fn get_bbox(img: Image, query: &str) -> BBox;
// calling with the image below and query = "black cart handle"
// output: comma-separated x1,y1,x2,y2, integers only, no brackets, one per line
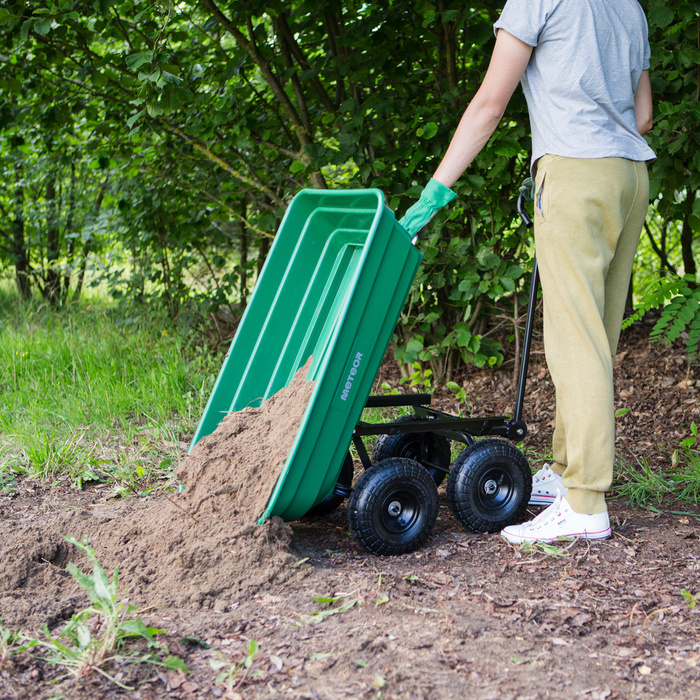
517,193,533,229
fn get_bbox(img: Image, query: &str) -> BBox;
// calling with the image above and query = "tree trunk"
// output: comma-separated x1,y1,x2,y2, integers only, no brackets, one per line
257,233,270,279
75,178,109,300
12,163,31,300
437,0,459,92
44,172,61,305
681,189,697,281
62,160,77,304
240,199,249,308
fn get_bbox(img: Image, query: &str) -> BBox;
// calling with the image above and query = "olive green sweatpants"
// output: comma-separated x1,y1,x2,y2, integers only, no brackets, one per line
533,155,649,514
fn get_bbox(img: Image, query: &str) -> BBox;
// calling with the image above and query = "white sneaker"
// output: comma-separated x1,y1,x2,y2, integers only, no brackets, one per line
529,463,567,505
501,492,611,544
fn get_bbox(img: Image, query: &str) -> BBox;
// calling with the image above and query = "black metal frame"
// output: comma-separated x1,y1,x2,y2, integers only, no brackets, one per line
350,193,538,474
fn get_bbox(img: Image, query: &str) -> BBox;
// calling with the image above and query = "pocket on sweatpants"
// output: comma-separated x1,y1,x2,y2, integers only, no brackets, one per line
535,173,548,222
534,154,564,222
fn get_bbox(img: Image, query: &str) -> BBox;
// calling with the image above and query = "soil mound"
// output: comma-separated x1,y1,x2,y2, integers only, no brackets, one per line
0,361,315,629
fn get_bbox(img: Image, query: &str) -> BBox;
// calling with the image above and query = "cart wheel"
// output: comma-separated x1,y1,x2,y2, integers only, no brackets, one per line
447,439,531,533
304,452,354,518
348,457,438,556
371,415,451,486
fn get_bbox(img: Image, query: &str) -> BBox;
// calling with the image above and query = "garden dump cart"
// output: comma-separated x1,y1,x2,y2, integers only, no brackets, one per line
189,188,535,556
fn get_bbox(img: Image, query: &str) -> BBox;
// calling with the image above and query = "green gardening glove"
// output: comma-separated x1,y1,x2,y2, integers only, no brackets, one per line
519,177,535,202
399,178,457,236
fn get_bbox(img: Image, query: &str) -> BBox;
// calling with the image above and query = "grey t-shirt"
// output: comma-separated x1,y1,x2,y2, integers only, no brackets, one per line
494,0,656,167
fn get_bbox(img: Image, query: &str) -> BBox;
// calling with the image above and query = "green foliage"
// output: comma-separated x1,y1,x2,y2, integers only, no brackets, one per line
672,428,700,501
644,0,700,202
623,273,700,361
519,541,574,558
680,421,698,450
0,620,20,665
0,0,534,374
0,1,697,374
631,1,700,360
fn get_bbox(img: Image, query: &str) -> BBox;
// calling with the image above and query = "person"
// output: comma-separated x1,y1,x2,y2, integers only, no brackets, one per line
400,0,655,544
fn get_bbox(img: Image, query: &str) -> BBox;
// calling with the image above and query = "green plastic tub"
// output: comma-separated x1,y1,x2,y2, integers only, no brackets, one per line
189,188,422,522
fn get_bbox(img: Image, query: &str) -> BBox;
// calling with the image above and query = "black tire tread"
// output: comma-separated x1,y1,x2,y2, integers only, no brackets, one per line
447,439,531,533
348,457,438,556
371,414,451,486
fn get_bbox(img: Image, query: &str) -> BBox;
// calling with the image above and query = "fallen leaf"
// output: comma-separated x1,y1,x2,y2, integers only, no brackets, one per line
550,637,572,647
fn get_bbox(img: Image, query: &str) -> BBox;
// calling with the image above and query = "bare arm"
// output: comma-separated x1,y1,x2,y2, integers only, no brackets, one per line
634,70,653,135
432,30,533,189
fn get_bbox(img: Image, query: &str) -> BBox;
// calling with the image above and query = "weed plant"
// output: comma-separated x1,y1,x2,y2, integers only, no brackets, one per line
1,536,187,689
209,639,259,692
0,287,219,492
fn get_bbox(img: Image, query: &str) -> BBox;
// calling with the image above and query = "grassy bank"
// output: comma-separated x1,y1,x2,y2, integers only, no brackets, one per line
0,289,220,494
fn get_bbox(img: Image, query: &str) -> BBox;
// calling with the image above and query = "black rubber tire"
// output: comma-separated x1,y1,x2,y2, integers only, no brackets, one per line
447,439,531,533
304,452,354,518
347,457,439,556
371,415,451,486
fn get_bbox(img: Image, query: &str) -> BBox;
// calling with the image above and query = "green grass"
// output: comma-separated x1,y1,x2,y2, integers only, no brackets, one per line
612,445,700,509
0,287,220,492
612,455,674,508
672,444,700,502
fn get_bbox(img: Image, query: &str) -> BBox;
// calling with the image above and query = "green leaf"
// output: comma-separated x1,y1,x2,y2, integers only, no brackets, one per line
92,564,115,604
422,122,438,139
126,109,145,128
244,639,258,667
313,596,340,604
161,655,189,673
75,624,91,649
120,618,159,641
649,5,675,28
146,102,164,118
126,52,154,71
0,9,16,27
464,173,485,189
34,18,53,36
181,636,213,649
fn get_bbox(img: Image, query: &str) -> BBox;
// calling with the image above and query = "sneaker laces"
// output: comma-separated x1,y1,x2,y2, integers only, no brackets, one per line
533,464,555,484
529,489,564,525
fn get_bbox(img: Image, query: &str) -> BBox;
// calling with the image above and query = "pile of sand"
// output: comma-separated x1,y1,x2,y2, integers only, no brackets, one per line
0,360,315,628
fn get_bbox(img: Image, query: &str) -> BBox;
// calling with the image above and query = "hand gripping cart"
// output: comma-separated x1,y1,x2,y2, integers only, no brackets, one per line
189,189,537,556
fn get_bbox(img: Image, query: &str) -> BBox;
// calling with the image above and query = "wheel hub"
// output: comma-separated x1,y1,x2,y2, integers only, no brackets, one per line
387,500,403,517
380,488,421,534
483,479,498,496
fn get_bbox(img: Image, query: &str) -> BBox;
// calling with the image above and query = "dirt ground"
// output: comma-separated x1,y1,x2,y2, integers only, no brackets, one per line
1,320,699,700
